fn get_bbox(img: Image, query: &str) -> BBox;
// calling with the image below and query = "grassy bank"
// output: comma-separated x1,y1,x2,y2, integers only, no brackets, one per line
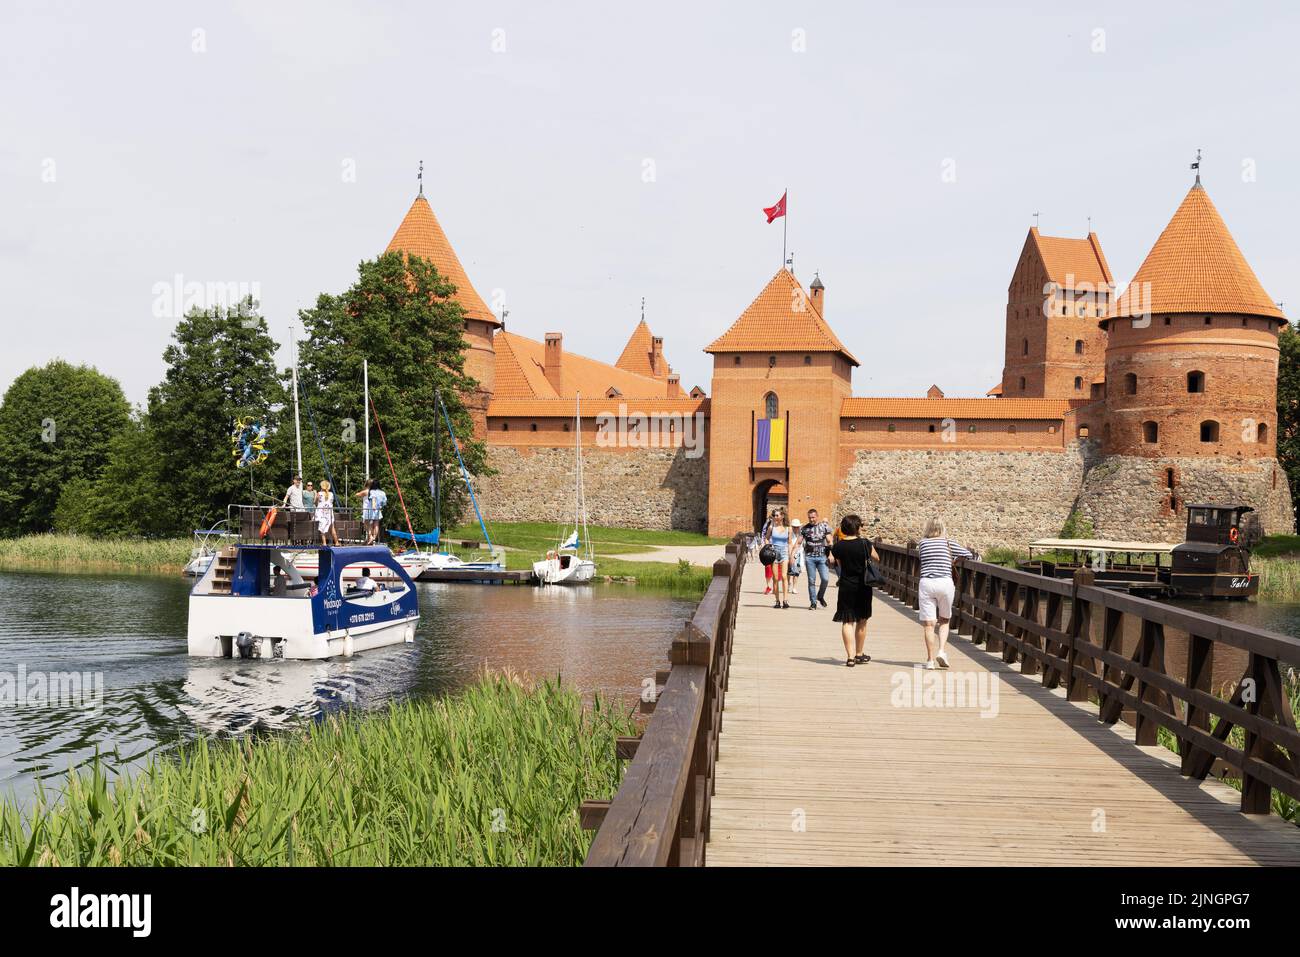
0,674,635,866
446,520,726,557
0,533,190,574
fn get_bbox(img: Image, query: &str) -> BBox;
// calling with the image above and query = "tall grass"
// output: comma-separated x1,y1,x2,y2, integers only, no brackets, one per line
1254,557,1300,602
0,534,190,574
0,674,636,866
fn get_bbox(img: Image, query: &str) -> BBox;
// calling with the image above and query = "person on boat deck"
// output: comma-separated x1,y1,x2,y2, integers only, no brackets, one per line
355,479,387,546
271,566,288,596
351,566,377,597
302,481,316,512
283,475,304,510
316,480,341,546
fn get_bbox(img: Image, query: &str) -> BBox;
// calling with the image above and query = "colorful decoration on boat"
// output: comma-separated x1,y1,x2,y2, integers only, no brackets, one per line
231,417,270,469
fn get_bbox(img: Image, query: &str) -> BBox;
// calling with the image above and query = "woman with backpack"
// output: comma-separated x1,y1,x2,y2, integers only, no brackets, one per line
916,517,975,670
766,509,792,609
829,514,879,667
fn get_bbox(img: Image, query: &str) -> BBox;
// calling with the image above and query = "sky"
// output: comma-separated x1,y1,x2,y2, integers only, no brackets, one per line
2,0,1297,405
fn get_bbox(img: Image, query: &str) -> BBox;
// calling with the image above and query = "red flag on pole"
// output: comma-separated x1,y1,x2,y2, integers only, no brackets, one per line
763,191,787,223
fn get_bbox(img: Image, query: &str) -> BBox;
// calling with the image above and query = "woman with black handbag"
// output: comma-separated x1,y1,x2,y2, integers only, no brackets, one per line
829,514,880,667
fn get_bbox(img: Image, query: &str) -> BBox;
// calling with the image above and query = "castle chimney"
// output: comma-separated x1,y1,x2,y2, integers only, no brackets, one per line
926,384,944,399
543,332,565,394
667,374,681,397
651,336,665,377
809,272,826,314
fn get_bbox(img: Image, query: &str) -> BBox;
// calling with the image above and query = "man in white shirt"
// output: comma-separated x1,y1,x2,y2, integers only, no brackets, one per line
283,475,304,509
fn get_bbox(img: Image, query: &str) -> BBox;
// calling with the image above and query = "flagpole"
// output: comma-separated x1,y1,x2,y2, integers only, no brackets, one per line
783,187,788,268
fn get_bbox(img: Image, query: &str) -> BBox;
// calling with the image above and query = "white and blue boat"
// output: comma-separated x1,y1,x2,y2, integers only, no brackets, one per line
187,544,420,660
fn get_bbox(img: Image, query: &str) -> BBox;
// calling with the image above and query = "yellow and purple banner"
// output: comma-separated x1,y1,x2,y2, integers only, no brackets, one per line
755,417,785,463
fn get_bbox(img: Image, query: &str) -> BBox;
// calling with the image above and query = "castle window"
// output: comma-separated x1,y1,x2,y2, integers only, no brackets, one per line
1164,316,1171,325
1243,317,1249,327
501,422,509,431
1143,421,1159,443
848,423,856,432
1204,316,1213,326
1074,340,1084,354
734,355,741,365
1187,370,1205,393
1007,424,1017,434
1258,423,1269,444
1022,339,1028,356
563,422,570,432
1200,420,1220,442
887,424,896,433
1166,468,1175,489
1078,425,1090,438
804,355,812,365
968,424,977,433
928,424,936,433
1077,306,1085,317
1124,373,1137,395
530,422,537,432
768,355,777,367
764,392,779,419
1074,376,1083,390
1019,376,1026,391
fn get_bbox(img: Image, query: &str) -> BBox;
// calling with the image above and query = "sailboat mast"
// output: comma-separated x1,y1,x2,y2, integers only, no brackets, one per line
290,324,304,478
363,359,371,481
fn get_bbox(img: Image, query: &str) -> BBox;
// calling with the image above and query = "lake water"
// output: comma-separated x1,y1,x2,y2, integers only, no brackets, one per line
0,569,695,805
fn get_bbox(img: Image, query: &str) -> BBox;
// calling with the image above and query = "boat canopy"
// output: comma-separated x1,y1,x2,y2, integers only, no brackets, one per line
388,529,441,545
1029,538,1176,553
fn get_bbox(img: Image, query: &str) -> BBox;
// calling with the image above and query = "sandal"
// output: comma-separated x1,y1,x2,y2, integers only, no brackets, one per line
854,654,871,664
845,658,856,667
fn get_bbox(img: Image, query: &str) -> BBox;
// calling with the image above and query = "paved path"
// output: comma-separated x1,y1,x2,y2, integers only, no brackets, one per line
614,544,731,565
706,562,1300,866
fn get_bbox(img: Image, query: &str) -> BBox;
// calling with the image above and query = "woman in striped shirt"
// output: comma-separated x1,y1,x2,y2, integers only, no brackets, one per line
917,518,974,670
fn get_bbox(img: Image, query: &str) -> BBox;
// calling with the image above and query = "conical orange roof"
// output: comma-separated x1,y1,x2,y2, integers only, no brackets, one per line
385,195,500,326
1112,183,1284,323
705,268,858,365
615,318,672,377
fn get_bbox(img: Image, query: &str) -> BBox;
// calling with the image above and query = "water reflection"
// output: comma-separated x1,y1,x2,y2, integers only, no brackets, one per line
0,570,692,804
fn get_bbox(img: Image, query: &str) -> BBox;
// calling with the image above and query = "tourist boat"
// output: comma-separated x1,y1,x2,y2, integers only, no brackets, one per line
1019,503,1259,599
533,394,597,585
187,544,420,660
288,549,431,583
183,523,236,577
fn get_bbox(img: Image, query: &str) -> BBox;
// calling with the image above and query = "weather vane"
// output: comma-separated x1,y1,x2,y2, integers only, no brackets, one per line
1191,148,1202,185
640,296,646,320
1033,211,1040,228
418,159,424,196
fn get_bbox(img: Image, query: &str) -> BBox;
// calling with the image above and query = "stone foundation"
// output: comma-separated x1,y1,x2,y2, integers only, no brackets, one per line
477,445,709,531
836,445,1095,551
1075,455,1294,541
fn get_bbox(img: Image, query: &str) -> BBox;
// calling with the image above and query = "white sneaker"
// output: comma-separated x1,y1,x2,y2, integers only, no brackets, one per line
935,651,950,669
922,660,937,670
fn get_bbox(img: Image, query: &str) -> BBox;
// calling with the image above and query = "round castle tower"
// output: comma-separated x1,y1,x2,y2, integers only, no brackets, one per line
1081,177,1294,537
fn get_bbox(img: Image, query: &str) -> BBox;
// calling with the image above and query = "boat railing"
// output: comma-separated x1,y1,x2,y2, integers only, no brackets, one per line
227,503,372,547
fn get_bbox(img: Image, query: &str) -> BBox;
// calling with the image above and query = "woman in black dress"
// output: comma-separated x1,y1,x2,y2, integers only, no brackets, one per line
829,514,879,667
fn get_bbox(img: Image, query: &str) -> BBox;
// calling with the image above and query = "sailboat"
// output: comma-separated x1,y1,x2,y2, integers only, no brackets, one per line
387,390,505,580
533,394,597,584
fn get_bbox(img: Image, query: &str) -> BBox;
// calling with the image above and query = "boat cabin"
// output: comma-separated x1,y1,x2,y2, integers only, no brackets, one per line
1169,504,1257,598
1183,504,1253,547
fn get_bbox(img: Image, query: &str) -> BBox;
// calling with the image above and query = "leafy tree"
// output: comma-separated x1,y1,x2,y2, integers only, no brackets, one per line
0,361,130,536
54,416,172,537
1277,321,1300,514
294,252,488,528
147,299,286,534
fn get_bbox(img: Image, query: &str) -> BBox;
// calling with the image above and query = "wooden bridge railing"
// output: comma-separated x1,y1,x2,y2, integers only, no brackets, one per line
875,540,1300,816
582,533,748,866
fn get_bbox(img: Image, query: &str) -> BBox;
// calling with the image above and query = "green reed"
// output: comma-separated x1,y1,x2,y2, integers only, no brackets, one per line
0,674,636,866
0,534,191,574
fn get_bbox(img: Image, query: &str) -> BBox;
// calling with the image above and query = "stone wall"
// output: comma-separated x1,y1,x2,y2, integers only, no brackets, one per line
1075,455,1294,541
476,446,709,532
836,445,1096,552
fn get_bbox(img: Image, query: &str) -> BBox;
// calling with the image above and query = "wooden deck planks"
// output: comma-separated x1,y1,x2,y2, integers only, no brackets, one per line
706,563,1300,866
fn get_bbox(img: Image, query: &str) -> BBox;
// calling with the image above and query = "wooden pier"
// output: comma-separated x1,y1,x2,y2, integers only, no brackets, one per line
583,538,1300,866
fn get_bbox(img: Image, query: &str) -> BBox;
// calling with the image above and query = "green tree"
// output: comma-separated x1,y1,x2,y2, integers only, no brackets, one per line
0,361,131,536
1277,321,1300,514
54,416,172,537
147,299,286,533
294,252,487,528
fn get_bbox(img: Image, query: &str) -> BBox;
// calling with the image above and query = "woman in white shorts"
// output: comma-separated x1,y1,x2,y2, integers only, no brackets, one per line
916,517,974,669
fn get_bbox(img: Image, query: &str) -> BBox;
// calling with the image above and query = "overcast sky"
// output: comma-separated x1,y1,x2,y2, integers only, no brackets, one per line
2,0,1296,406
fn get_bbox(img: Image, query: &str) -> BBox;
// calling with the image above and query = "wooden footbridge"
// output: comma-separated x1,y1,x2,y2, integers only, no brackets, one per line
582,538,1300,866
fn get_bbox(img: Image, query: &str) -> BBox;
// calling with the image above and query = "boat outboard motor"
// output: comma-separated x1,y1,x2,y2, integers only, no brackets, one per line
235,631,258,659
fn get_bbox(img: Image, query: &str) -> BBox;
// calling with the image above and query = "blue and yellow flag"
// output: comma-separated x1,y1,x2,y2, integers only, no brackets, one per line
755,417,785,463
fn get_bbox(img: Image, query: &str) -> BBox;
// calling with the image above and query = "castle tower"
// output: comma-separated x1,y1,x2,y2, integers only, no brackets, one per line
1001,228,1113,399
1101,180,1286,459
385,193,500,434
704,269,857,536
